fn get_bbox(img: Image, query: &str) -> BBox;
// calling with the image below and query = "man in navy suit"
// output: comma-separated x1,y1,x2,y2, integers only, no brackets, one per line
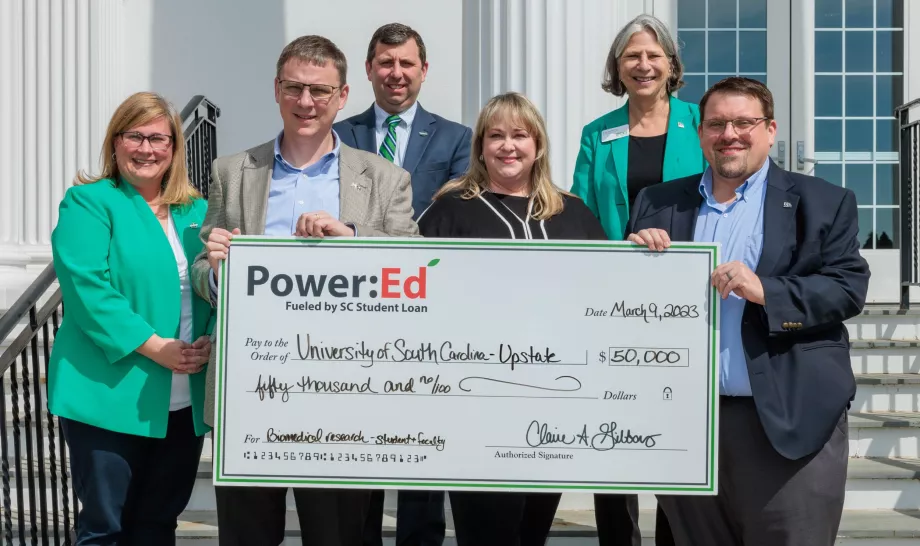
335,23,472,220
627,77,869,546
342,24,467,546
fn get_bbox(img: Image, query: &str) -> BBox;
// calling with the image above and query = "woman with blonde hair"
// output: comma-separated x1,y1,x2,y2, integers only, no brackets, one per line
50,91,214,545
418,92,605,545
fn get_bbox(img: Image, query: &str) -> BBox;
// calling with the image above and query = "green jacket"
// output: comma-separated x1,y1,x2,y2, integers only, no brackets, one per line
49,179,214,438
571,96,708,240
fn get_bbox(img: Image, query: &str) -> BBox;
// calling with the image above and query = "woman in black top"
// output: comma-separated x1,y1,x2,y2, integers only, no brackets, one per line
418,92,606,545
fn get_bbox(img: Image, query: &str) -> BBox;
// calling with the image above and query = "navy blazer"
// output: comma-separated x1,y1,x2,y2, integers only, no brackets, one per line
627,161,870,460
335,103,473,218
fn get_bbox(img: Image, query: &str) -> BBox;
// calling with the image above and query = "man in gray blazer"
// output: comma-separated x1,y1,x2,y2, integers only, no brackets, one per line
191,35,417,546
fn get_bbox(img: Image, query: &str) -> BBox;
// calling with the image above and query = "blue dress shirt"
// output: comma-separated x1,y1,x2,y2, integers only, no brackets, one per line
693,158,770,396
209,131,343,297
264,131,342,235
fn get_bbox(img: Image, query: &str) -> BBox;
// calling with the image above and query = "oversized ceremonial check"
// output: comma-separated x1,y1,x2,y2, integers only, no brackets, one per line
213,237,720,495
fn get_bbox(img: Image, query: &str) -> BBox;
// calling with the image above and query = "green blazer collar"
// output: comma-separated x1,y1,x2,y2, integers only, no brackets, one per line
606,96,700,200
118,178,202,262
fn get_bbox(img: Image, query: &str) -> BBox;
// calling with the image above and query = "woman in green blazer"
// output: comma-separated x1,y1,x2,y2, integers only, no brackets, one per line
50,92,215,545
570,14,707,546
572,14,707,242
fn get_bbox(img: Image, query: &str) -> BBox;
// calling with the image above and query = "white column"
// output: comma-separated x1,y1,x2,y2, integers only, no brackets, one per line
462,0,664,189
0,0,121,275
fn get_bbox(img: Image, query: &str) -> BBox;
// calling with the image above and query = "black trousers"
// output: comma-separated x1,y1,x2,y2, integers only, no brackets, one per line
363,489,446,546
449,491,560,546
215,485,371,546
657,397,848,546
61,407,203,546
593,494,675,546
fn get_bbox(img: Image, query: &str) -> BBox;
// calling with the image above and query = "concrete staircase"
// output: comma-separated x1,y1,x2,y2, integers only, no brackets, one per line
4,306,920,544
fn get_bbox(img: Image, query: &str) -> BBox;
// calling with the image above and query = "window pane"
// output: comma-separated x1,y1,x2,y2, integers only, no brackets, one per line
709,0,737,28
876,0,904,28
816,76,843,117
876,75,903,116
875,208,898,249
680,76,706,106
876,31,903,72
845,76,874,117
739,0,767,27
815,164,843,187
845,120,873,152
846,164,874,205
708,32,736,72
876,164,898,205
858,208,873,249
845,31,874,72
845,0,874,28
679,31,706,73
739,32,766,73
815,32,843,72
816,120,843,152
739,74,766,85
877,119,898,152
816,0,843,28
678,0,706,28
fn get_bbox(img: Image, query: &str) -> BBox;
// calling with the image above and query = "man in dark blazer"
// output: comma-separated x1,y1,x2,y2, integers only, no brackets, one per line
334,23,472,221
626,77,869,546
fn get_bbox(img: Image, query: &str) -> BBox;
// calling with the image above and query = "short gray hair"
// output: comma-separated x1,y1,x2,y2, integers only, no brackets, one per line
602,14,684,97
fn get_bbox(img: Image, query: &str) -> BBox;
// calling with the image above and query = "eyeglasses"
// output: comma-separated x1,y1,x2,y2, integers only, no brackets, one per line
118,131,173,150
278,80,340,102
701,117,770,135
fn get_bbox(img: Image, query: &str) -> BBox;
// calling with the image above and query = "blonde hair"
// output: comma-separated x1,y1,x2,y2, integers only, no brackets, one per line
75,91,199,206
434,92,566,220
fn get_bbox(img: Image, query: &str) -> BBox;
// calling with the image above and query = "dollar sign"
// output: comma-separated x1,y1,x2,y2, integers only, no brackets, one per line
598,351,607,363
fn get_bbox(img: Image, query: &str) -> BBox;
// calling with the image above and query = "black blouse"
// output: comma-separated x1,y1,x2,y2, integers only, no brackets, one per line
418,190,607,241
626,133,667,208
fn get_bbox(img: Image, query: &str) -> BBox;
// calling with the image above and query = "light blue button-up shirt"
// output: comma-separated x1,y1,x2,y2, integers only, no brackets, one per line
374,101,418,168
693,158,770,397
264,131,342,236
209,131,343,298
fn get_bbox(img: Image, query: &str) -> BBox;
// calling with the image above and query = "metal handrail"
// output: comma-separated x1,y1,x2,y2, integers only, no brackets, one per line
897,98,920,309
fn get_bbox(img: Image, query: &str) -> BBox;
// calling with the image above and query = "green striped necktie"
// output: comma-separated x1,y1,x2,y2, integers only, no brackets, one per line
378,114,401,162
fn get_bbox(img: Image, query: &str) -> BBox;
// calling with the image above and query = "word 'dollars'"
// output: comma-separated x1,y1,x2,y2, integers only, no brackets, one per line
246,264,431,299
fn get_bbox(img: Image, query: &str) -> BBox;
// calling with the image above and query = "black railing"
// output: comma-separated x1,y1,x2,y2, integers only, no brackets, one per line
180,95,221,199
0,95,219,544
897,98,920,309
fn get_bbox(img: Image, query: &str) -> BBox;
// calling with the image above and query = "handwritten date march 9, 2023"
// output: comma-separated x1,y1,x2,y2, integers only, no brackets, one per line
213,237,720,495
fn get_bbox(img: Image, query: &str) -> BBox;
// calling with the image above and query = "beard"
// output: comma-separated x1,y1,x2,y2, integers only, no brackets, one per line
714,150,749,179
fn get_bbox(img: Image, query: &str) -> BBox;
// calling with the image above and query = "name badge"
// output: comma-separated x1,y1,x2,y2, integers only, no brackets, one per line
601,124,629,143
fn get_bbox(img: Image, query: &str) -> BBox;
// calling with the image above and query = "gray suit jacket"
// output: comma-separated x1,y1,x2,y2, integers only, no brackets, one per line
191,139,419,426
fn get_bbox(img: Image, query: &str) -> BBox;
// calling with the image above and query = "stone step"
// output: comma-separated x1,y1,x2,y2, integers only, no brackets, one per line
850,341,920,374
847,315,920,342
852,377,920,412
168,509,920,544
848,412,920,458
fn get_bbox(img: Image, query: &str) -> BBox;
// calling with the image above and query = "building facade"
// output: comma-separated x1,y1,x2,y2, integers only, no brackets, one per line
1,0,918,307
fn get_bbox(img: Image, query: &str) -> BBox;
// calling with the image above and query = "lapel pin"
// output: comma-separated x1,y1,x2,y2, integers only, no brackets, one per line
351,182,367,191
783,201,792,208
418,131,429,136
677,121,685,128
189,223,199,228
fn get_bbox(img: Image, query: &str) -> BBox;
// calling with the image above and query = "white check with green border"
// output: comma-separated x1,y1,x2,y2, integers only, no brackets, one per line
213,237,720,495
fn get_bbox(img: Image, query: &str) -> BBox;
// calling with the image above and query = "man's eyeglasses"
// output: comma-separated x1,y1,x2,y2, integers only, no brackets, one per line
278,80,340,102
118,131,173,150
701,117,771,135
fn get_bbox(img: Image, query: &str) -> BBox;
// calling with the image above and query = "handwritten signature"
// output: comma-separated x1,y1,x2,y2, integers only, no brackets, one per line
525,420,661,451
